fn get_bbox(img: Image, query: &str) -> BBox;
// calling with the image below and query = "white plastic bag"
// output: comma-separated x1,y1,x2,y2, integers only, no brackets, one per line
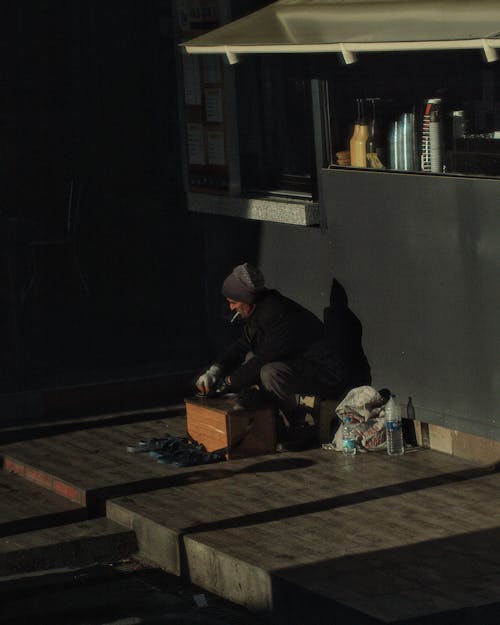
331,386,387,452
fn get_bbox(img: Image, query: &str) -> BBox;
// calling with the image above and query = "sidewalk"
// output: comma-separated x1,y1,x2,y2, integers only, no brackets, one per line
1,403,500,624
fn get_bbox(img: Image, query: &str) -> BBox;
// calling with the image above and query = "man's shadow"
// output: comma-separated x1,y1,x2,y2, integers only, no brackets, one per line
324,278,417,445
323,278,372,391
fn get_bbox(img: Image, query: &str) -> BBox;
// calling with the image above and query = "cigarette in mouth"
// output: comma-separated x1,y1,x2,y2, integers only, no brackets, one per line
230,311,240,323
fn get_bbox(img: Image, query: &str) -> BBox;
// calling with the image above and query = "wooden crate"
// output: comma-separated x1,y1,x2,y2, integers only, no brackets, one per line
185,397,276,459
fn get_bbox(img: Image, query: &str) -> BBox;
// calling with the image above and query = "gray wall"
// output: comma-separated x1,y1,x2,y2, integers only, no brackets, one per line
256,223,334,315
203,169,499,442
203,216,335,353
319,168,500,441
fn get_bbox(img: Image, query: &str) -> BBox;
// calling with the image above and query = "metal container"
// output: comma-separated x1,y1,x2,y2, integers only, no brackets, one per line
399,112,417,171
389,121,401,170
389,114,416,171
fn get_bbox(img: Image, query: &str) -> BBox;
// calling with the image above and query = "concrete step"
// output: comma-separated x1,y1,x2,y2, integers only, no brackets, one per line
0,471,137,576
105,459,383,625
2,408,500,624
0,560,267,625
2,455,88,506
0,407,188,513
106,451,500,625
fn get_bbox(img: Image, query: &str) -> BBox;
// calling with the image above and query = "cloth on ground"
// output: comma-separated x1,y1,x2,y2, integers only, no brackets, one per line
128,434,226,467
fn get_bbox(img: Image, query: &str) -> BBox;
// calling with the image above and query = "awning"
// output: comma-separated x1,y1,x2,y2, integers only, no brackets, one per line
182,0,500,64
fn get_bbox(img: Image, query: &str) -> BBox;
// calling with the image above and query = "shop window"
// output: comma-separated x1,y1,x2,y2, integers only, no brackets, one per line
318,50,500,179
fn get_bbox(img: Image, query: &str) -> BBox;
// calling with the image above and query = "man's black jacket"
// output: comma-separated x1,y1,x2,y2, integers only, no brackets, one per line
216,289,324,390
216,286,371,397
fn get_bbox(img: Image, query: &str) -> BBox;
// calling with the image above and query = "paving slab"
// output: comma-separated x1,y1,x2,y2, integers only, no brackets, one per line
0,406,188,510
1,406,500,624
107,449,500,624
0,471,137,576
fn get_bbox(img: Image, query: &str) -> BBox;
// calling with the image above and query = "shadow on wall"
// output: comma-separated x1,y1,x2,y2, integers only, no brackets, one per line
324,278,372,390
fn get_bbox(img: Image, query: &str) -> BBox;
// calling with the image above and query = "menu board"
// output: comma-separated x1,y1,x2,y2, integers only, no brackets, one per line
178,0,229,194
182,55,202,106
187,123,205,165
207,130,225,165
205,88,224,123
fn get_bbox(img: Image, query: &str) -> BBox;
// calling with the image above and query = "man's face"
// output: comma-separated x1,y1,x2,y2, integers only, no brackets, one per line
226,298,255,320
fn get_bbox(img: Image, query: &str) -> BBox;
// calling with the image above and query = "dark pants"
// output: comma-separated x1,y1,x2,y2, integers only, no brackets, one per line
241,344,365,429
258,350,346,428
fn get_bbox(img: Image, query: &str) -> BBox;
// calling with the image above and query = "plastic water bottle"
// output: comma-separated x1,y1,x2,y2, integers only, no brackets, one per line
385,395,404,456
342,416,357,456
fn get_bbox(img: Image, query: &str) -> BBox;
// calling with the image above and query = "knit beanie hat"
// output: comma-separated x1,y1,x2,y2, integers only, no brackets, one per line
222,262,266,304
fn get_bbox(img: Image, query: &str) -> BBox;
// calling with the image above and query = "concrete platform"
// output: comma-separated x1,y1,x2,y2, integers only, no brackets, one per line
1,404,500,624
0,405,188,511
0,471,137,576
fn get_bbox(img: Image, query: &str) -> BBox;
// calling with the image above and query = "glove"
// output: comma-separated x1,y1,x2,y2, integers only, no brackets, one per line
196,364,223,394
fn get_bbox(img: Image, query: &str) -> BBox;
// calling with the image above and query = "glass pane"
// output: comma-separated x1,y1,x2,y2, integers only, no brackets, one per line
236,55,315,197
322,51,500,179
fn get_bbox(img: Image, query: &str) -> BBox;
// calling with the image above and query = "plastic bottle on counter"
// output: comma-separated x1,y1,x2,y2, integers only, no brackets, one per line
350,99,369,168
385,395,404,456
342,416,357,456
366,98,385,169
349,99,360,163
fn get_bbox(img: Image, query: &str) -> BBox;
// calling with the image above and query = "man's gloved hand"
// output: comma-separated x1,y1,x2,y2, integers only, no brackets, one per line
196,364,223,395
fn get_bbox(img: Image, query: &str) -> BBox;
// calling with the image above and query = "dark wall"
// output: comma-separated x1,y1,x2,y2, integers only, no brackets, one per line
1,1,207,393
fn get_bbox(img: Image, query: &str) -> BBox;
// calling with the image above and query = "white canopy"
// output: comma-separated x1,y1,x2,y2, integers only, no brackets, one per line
182,0,500,64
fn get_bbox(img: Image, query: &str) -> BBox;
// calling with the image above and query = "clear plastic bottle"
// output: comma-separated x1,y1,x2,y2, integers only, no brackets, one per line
385,395,404,456
342,416,357,456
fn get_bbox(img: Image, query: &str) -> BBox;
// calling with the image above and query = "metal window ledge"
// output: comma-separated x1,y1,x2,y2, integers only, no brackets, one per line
187,192,320,226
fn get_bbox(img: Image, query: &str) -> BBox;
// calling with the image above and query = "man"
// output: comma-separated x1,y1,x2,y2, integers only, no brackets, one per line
196,262,371,442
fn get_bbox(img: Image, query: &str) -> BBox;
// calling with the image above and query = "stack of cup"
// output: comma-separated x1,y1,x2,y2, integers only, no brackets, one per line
421,98,442,173
429,111,442,173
